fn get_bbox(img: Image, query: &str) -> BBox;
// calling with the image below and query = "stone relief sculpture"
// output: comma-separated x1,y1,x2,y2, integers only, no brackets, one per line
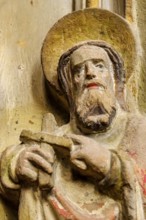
0,8,145,220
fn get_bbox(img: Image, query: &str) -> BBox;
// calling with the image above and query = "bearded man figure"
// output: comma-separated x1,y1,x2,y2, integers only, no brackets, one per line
54,41,144,219
58,42,120,134
0,40,144,220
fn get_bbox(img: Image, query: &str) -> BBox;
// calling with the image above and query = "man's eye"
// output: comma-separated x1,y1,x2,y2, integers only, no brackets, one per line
74,66,84,73
95,63,104,68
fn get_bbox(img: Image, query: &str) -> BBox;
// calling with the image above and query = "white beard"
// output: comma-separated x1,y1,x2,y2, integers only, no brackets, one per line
75,88,116,133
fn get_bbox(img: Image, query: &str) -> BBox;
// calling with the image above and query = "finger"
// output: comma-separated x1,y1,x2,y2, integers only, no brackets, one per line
41,143,55,163
71,144,81,152
16,165,38,182
70,150,87,170
71,149,84,160
67,134,89,145
71,159,87,170
28,146,55,163
26,152,53,174
66,134,83,145
39,171,53,190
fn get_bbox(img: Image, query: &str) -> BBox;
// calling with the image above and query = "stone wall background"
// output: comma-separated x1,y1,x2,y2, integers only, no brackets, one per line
136,0,146,112
0,0,73,150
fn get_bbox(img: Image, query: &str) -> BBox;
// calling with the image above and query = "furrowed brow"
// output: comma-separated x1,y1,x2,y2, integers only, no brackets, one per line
92,58,104,63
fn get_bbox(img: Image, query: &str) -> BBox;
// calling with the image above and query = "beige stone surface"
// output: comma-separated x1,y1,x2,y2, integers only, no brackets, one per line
124,0,146,113
101,0,125,17
0,0,72,150
135,0,146,112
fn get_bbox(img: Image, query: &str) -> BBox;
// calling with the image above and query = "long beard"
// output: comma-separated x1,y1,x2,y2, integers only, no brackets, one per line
75,88,116,133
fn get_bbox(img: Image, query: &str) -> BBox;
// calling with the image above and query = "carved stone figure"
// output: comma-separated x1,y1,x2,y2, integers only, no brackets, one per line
0,8,145,220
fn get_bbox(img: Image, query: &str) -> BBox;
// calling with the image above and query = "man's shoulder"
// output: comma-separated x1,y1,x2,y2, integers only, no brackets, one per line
127,112,146,130
123,112,146,150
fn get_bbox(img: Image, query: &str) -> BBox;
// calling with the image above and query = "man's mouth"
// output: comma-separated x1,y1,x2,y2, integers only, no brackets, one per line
86,82,105,90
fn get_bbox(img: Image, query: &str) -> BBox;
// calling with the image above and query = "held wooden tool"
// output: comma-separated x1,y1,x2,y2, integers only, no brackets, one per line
20,128,87,172
20,130,73,150
18,113,58,220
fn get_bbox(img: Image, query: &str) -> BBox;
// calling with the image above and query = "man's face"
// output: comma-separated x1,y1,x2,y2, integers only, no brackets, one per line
70,45,116,133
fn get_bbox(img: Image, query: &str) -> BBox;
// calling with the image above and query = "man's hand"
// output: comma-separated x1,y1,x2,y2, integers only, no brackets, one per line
16,143,55,186
69,134,111,180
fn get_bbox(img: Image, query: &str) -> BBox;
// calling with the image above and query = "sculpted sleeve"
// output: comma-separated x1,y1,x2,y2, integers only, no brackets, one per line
0,144,25,205
98,150,144,219
98,150,122,198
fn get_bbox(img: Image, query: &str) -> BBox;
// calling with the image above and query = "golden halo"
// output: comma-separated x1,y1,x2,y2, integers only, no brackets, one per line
41,8,136,103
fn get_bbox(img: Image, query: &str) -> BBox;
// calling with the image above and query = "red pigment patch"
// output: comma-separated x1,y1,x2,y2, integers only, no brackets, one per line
127,150,137,160
139,169,146,196
128,151,146,196
49,196,75,220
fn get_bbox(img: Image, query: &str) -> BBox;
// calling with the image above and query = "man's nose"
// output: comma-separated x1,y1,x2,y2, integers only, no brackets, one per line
85,62,96,79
